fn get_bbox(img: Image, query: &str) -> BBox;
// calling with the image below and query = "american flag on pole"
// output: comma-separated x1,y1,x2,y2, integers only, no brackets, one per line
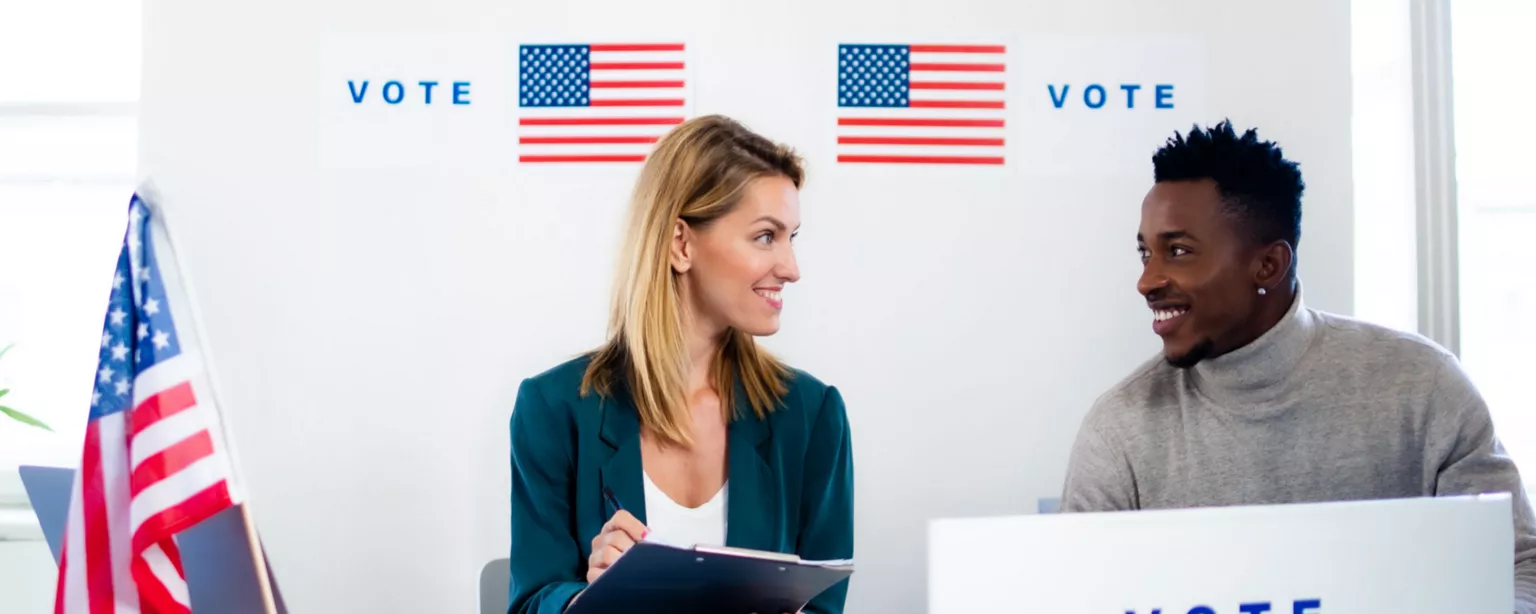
516,43,691,163
55,193,243,613
836,43,1008,165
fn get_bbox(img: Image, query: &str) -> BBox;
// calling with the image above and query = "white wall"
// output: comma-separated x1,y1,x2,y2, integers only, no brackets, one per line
0,539,58,613
1350,0,1418,335
138,0,1352,612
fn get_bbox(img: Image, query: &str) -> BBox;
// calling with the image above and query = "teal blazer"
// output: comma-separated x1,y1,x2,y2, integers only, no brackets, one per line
506,355,855,614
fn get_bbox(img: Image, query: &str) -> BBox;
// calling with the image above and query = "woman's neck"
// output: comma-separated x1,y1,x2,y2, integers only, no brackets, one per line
681,309,724,398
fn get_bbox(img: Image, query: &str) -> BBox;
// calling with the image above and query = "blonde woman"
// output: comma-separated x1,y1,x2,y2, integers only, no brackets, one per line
506,115,854,614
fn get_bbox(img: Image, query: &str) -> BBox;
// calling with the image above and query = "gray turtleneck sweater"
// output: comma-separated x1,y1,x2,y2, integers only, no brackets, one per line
1060,293,1536,612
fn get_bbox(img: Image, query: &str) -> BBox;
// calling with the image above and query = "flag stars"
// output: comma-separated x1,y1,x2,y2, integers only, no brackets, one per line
89,200,190,420
839,46,913,108
519,45,591,107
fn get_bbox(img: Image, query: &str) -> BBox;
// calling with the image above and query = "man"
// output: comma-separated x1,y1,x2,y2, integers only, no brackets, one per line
1060,120,1535,611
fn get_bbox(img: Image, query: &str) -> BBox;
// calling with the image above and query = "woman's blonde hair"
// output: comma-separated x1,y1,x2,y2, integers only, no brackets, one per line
580,115,805,448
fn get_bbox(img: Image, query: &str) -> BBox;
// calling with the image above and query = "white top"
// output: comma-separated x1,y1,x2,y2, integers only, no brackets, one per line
641,471,727,548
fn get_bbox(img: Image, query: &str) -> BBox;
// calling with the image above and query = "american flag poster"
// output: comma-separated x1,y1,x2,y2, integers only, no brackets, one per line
55,192,246,613
836,43,1008,165
516,43,691,163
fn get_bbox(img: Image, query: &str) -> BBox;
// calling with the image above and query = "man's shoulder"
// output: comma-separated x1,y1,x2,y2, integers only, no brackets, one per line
1085,352,1184,427
1308,309,1458,373
1309,309,1489,421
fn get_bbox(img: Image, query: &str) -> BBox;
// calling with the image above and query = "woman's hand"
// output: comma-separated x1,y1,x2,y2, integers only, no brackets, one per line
586,510,647,583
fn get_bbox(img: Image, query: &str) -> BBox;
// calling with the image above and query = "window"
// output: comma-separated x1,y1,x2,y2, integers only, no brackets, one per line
1354,0,1533,488
0,1,143,505
1451,1,1536,479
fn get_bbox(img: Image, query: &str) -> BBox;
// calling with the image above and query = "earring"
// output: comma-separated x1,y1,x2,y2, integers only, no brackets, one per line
1257,287,1267,296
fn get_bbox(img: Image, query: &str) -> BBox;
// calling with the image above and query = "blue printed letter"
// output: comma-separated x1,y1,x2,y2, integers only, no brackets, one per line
1120,84,1142,108
419,81,439,104
1293,599,1321,614
1240,603,1273,613
1083,84,1107,109
1048,85,1071,108
347,80,369,103
1187,607,1216,614
453,81,471,105
382,81,405,104
1156,84,1175,109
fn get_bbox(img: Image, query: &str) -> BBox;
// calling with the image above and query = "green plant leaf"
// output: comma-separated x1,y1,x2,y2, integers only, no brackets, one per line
0,343,12,362
0,388,8,399
0,405,52,431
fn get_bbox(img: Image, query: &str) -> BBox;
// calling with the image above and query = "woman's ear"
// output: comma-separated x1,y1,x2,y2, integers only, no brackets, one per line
670,219,692,274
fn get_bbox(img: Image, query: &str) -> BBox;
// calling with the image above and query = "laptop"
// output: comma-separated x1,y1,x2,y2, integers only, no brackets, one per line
20,465,290,613
18,465,71,563
929,495,1515,613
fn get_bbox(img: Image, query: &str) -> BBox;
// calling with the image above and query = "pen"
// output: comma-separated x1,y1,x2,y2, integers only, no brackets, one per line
602,486,625,513
602,486,649,541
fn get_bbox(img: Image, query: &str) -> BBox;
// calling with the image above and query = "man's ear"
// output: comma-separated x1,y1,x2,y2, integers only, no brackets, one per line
670,219,692,274
1253,240,1293,291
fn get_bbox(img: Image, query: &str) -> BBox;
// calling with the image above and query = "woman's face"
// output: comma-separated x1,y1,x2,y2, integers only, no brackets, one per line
675,175,802,338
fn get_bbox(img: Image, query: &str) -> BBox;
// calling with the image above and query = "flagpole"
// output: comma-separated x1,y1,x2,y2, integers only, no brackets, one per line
133,180,279,614
238,504,280,613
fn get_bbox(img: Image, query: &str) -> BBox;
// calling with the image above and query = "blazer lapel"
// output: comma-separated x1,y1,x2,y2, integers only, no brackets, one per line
598,393,646,525
725,385,778,551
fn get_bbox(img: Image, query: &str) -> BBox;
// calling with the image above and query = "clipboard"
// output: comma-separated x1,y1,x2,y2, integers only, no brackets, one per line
565,541,854,614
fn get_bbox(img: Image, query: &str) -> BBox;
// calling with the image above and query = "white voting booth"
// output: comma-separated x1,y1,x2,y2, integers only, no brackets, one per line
929,495,1515,613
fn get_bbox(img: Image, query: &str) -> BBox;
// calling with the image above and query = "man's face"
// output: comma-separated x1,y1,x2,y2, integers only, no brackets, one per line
1136,179,1263,368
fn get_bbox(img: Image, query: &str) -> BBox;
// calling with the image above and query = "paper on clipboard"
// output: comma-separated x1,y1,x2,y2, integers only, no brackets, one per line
690,544,855,570
566,541,854,614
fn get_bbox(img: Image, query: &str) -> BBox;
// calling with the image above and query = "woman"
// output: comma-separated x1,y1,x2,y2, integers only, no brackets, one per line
506,115,854,614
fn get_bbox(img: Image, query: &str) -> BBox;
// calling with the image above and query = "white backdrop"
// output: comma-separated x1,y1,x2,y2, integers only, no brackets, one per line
138,0,1352,612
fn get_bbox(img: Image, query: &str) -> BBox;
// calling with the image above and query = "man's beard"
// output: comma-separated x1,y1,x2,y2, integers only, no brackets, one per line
1165,338,1216,369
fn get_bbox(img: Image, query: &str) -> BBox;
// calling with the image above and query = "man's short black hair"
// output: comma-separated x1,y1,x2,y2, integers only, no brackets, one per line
1152,120,1305,252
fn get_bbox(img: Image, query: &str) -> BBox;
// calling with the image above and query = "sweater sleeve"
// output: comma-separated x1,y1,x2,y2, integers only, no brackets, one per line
1060,399,1138,513
1427,358,1536,614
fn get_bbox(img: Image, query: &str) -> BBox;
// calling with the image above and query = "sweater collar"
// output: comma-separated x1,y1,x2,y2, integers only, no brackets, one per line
1190,285,1319,406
